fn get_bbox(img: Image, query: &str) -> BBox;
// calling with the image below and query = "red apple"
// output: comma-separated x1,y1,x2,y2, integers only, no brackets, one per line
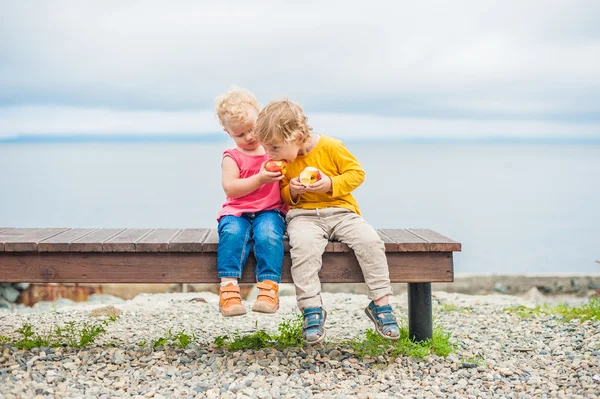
265,159,287,174
299,166,321,186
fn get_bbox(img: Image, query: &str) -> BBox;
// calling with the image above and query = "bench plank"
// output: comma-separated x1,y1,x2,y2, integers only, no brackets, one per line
103,229,152,252
0,251,453,283
70,229,125,252
408,229,462,252
4,228,69,252
0,228,42,252
377,230,398,252
380,229,429,252
169,229,209,252
38,229,97,252
0,228,15,251
202,229,219,252
136,229,182,252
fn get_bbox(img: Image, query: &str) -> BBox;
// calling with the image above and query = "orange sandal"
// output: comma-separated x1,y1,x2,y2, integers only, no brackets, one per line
219,284,246,317
251,280,279,313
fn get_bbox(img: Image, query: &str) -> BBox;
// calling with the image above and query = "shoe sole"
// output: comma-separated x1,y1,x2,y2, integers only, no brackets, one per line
364,307,399,340
251,302,279,314
305,329,326,345
220,306,247,317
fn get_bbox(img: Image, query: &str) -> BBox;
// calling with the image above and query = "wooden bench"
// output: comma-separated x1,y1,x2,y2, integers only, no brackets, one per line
0,227,461,341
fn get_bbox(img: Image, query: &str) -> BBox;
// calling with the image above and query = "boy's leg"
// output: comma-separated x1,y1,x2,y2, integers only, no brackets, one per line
251,210,286,283
330,210,399,338
329,210,393,301
286,209,329,310
217,215,252,280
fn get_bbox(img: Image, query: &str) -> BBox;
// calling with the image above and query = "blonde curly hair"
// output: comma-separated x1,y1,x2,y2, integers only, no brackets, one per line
215,87,261,129
254,99,313,145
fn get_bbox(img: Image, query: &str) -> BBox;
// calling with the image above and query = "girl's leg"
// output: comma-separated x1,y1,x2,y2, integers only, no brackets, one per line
217,215,252,316
251,210,286,283
250,210,286,313
217,215,252,280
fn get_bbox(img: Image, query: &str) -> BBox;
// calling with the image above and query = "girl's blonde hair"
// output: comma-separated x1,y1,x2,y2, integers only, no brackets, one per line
215,87,261,129
255,99,312,145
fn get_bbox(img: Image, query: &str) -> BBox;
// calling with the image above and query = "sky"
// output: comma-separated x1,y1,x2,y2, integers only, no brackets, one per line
1,0,599,142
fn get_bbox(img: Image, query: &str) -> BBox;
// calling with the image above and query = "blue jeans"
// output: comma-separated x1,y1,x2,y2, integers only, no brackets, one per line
217,209,286,282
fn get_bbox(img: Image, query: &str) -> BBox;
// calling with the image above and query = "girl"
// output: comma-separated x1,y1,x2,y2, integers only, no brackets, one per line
214,88,287,316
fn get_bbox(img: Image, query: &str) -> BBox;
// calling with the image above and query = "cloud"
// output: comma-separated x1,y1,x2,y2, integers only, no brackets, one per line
0,0,599,137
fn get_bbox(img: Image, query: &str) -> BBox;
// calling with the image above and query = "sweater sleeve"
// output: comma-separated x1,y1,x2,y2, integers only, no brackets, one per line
328,141,365,198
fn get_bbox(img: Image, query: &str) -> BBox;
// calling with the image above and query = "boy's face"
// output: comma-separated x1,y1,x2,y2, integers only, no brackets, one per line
224,107,259,151
263,137,303,164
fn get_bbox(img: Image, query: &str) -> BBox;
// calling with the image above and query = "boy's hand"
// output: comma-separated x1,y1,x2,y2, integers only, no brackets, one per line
256,161,285,185
305,172,332,194
289,177,307,198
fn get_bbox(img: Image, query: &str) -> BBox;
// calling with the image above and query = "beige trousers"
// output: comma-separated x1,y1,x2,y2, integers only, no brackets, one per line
286,207,393,310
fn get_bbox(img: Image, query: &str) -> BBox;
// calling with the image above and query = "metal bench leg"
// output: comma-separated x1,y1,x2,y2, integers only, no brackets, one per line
408,282,432,342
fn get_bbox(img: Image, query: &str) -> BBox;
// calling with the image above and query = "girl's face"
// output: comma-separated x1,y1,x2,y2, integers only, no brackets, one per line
225,107,259,151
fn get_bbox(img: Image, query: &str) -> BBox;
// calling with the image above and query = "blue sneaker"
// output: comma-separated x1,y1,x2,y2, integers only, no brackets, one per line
302,307,327,344
365,301,400,340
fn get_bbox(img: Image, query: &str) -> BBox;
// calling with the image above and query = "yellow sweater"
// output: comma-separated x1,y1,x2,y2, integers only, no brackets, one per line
281,135,365,215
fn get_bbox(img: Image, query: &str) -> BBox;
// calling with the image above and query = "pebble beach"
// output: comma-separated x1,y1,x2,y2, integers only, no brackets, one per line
1,291,599,399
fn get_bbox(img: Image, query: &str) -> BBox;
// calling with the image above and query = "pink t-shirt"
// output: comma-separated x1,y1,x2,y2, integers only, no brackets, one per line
217,148,287,221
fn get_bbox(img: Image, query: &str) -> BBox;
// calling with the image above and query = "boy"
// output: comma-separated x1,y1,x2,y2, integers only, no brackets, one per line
214,88,287,317
254,99,400,344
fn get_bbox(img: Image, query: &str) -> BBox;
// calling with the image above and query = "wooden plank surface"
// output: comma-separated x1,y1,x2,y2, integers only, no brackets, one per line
377,230,397,252
0,228,15,251
103,229,152,252
38,229,98,252
380,229,429,251
0,228,461,253
169,229,208,252
0,251,453,283
408,229,462,252
201,229,219,252
70,229,125,252
136,229,181,252
4,229,69,252
0,228,42,252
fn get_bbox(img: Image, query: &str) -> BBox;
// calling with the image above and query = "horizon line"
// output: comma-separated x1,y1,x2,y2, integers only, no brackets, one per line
1,133,600,145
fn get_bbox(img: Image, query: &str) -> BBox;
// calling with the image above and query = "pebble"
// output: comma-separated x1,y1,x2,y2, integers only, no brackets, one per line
0,291,598,398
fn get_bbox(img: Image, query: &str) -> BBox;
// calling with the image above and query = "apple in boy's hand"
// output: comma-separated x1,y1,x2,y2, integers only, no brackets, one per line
299,166,322,186
265,159,287,174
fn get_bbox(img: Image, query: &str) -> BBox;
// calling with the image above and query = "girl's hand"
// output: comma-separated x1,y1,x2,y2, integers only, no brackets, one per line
256,161,284,185
305,172,332,194
289,177,307,197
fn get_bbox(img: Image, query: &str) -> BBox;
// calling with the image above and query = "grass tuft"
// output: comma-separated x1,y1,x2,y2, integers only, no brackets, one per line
344,324,454,360
505,298,600,322
2,318,115,350
214,314,303,351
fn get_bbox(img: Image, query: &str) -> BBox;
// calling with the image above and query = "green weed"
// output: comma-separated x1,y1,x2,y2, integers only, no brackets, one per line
5,318,114,350
505,298,600,322
555,298,600,322
151,336,168,348
170,329,197,348
344,325,454,360
214,314,303,351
